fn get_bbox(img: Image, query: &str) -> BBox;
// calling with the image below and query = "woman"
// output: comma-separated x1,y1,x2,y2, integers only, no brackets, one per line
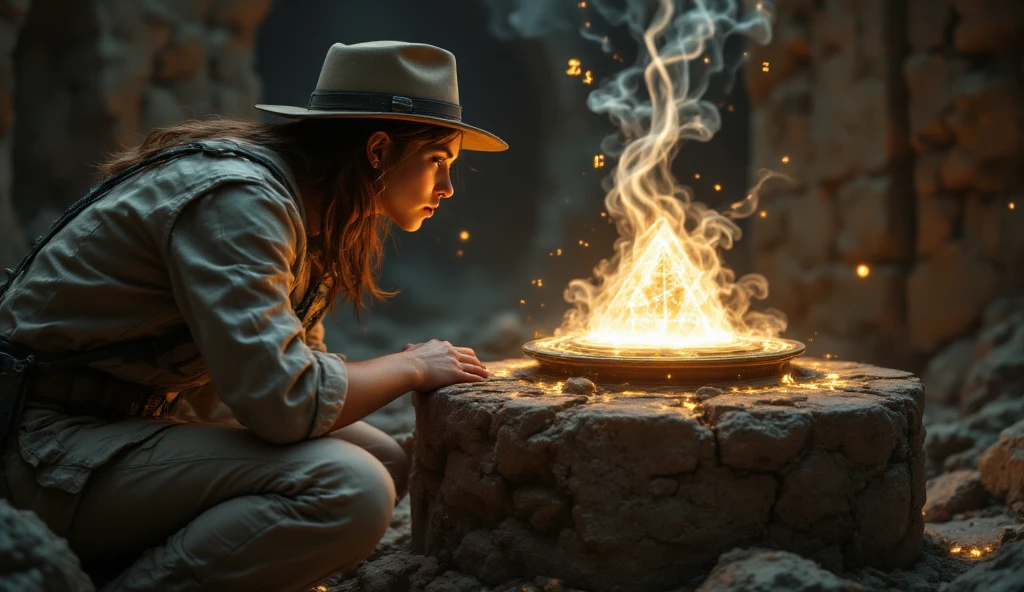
0,41,506,590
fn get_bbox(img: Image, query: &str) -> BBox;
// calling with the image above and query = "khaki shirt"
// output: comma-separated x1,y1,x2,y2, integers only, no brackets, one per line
0,139,348,494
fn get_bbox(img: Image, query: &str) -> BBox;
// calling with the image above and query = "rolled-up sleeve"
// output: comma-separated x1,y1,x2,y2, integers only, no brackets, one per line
165,181,346,444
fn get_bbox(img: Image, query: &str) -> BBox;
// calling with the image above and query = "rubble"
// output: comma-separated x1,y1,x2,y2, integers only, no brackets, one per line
0,499,94,592
695,548,861,592
979,419,1024,505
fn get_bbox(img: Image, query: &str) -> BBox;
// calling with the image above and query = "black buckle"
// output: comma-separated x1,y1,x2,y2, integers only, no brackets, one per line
391,96,414,113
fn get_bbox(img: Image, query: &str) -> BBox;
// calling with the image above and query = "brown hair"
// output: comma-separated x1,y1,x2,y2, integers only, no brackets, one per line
99,117,462,317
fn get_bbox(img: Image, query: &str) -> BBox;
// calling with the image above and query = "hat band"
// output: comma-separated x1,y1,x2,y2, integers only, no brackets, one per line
307,90,463,121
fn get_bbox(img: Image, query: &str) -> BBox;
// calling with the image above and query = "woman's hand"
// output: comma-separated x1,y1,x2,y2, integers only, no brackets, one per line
401,339,488,391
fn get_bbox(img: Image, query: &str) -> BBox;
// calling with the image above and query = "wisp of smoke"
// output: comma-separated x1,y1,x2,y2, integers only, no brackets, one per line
556,0,788,341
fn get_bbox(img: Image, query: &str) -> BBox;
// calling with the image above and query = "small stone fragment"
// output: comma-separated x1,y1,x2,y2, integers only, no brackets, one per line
696,547,863,591
979,419,1024,505
923,469,991,522
0,500,94,592
561,377,597,395
695,385,723,401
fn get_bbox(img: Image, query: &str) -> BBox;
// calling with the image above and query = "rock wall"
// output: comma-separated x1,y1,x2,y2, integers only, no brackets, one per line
748,0,1024,371
1,0,269,262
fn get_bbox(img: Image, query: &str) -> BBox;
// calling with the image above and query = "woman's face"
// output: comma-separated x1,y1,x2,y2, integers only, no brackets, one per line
379,135,461,232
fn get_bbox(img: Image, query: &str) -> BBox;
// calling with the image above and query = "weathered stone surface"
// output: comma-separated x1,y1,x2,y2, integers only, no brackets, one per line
909,0,954,52
907,242,1000,354
7,0,267,236
805,263,905,339
979,419,1024,506
411,359,925,591
960,312,1024,413
905,54,968,152
916,194,959,256
945,540,1024,592
923,470,990,522
948,75,1023,163
951,0,1024,55
922,339,975,407
836,175,911,262
913,150,945,199
0,499,94,591
788,189,837,266
695,548,861,592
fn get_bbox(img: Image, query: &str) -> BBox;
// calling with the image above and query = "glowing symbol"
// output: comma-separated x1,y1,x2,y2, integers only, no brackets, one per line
583,70,593,85
459,230,470,241
970,548,982,557
694,173,700,179
520,299,526,305
856,264,870,278
567,59,582,76
594,154,605,168
781,155,790,163
703,56,710,64
456,249,464,257
1011,201,1016,210
714,184,722,191
762,61,770,72
556,248,563,256
584,21,591,28
759,210,767,218
578,0,586,6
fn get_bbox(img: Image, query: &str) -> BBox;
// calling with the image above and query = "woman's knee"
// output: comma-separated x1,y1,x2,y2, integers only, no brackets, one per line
329,422,410,503
291,438,395,561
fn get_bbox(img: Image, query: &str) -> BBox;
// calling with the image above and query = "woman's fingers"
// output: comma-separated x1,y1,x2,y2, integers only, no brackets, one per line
459,371,487,383
459,361,489,379
456,352,485,368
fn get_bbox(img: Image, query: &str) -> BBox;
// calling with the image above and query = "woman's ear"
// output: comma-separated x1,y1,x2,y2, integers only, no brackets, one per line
366,131,392,169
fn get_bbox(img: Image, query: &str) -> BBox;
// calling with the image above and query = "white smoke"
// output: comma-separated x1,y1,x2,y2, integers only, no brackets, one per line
485,0,787,341
553,0,786,340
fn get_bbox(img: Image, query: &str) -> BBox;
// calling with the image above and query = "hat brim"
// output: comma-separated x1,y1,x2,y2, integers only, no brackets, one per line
254,104,508,152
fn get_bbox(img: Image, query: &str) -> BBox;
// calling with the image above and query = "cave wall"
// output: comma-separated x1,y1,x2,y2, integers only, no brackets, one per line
748,0,1024,370
0,0,270,266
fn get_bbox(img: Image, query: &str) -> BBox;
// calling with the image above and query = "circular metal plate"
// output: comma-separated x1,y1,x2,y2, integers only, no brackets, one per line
522,336,806,383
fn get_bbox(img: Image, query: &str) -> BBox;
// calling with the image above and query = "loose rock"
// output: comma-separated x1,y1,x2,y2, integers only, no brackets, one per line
0,500,94,592
979,419,1024,505
695,547,862,592
923,470,990,522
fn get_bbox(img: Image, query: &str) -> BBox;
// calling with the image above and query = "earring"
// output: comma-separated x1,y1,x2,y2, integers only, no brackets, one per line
371,160,380,169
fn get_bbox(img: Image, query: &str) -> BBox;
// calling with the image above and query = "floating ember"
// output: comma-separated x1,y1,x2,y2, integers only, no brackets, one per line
524,0,793,382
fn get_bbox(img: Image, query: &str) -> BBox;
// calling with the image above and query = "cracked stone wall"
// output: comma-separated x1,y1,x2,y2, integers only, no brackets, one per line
748,0,1024,371
411,360,926,592
0,0,269,268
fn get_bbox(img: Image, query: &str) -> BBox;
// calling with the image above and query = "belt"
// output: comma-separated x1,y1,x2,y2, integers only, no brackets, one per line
30,367,178,419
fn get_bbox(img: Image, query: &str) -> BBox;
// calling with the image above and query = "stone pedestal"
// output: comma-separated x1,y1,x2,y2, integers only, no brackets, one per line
410,358,925,592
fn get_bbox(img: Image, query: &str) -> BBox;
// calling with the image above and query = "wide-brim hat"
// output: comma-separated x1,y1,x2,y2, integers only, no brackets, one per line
256,41,507,152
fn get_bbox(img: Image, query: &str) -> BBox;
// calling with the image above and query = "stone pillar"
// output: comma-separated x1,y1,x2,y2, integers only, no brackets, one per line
7,0,270,244
748,0,1024,372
